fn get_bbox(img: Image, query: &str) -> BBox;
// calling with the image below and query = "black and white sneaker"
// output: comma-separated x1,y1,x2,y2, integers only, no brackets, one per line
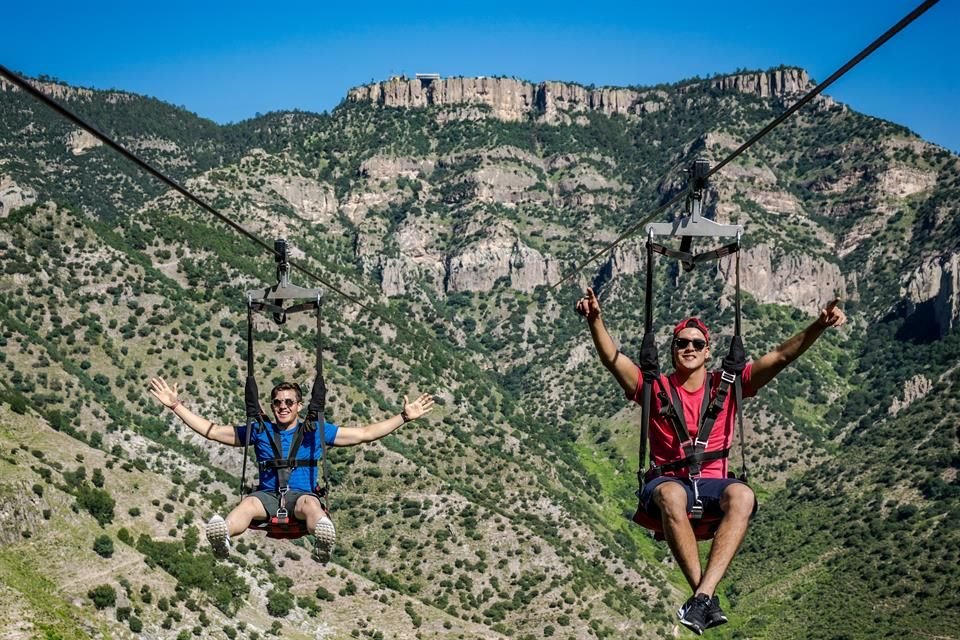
313,515,336,563
677,593,712,635
205,515,231,559
706,595,728,629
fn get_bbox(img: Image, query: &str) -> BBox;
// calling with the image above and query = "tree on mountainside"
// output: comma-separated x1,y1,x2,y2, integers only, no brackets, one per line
88,584,116,610
93,534,114,558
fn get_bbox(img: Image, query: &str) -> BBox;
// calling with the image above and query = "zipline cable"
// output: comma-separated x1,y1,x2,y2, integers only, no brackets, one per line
0,63,415,340
551,0,939,289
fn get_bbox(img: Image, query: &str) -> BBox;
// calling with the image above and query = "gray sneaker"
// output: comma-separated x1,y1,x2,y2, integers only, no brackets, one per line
205,515,231,559
706,595,728,629
313,515,336,563
677,593,711,635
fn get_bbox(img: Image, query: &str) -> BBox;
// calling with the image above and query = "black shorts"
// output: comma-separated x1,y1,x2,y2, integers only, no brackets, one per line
249,490,324,518
639,476,758,519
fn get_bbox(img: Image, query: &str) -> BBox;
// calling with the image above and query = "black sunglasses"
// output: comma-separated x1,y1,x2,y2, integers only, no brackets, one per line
673,338,708,351
271,398,299,408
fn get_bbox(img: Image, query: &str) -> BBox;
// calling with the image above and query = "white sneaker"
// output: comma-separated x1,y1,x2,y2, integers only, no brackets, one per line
313,515,336,563
206,515,231,559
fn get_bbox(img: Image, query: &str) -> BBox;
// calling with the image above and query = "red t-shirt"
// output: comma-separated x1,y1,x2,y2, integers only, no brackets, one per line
631,363,755,478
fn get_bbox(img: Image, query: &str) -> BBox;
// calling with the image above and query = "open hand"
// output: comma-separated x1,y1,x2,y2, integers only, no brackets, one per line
401,393,435,422
149,377,179,408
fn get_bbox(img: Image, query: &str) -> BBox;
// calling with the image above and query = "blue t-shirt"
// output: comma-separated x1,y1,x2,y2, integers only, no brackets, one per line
234,419,338,492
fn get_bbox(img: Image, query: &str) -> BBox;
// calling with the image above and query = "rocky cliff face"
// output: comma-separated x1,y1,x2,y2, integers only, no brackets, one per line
690,68,811,99
445,231,560,294
348,68,813,123
724,243,848,315
901,251,960,337
594,237,847,315
377,221,560,297
0,175,36,216
0,77,133,105
888,373,933,415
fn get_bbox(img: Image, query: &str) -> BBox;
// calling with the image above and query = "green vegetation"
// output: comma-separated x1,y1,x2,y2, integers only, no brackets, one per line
0,67,957,638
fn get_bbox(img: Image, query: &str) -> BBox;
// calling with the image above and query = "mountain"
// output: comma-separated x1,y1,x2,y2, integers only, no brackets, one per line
0,67,958,639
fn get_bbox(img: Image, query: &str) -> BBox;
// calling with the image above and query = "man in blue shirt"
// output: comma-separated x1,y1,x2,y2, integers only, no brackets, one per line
150,376,434,562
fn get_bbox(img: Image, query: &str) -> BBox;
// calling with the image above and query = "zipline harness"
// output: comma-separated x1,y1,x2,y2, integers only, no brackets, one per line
632,158,750,541
240,238,331,539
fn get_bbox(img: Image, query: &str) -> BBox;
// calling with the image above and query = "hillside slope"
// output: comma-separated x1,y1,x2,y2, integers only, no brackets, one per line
1,67,958,639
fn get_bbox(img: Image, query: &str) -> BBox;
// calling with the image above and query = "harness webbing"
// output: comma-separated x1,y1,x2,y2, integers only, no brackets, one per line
259,423,314,477
650,240,741,272
306,302,331,507
238,245,330,521
636,234,750,517
661,374,712,444
240,303,266,497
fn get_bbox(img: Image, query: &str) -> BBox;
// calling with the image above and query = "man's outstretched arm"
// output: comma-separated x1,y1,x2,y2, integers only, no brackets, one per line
333,393,434,446
750,299,847,392
149,376,239,445
576,287,641,397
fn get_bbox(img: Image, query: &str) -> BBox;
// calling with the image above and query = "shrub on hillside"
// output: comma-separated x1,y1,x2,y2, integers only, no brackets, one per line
93,534,114,558
88,584,116,609
75,485,115,525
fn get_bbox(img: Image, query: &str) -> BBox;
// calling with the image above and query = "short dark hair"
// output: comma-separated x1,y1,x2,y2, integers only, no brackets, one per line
270,382,302,402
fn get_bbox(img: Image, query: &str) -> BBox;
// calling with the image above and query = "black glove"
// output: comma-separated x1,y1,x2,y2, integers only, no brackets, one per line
304,373,326,432
722,335,747,374
639,332,661,382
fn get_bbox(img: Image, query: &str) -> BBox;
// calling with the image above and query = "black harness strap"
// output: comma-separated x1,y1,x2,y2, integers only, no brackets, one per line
257,420,317,517
258,457,319,471
650,240,741,271
259,423,313,478
316,304,331,506
637,233,748,521
651,371,740,478
637,241,655,492
733,247,749,482
240,302,267,497
661,374,712,445
645,449,730,478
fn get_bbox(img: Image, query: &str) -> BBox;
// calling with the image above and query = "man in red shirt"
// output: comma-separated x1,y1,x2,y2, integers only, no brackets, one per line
576,287,846,635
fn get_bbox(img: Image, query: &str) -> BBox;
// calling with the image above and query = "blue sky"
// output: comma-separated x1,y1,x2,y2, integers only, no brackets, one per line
4,0,958,152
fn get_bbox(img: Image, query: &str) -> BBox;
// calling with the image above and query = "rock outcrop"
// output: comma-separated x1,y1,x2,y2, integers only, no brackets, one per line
348,69,813,124
66,128,102,155
876,166,937,198
360,155,437,181
691,68,811,99
266,175,338,223
888,374,933,415
444,227,559,294
0,77,133,105
0,175,36,216
723,243,847,315
900,252,960,337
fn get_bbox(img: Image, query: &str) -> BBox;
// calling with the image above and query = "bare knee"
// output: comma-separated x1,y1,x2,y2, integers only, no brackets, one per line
721,483,755,518
653,482,689,519
295,495,324,520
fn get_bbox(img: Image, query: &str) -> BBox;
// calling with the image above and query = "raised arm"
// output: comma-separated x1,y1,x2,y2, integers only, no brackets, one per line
750,299,847,392
576,287,641,397
149,377,239,445
333,393,435,446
